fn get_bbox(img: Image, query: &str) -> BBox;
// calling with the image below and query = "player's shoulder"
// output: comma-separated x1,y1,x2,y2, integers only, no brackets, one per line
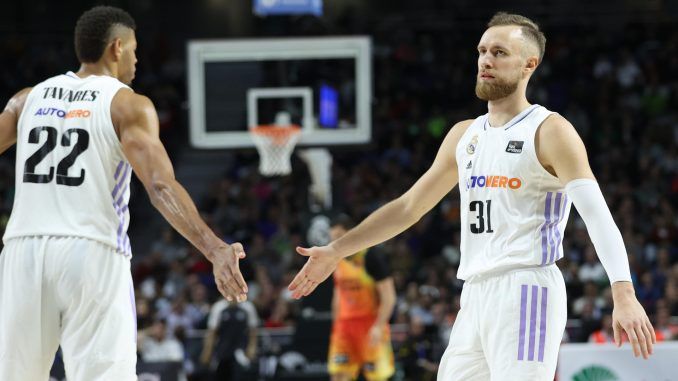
4,87,33,116
112,88,153,109
537,113,579,142
452,118,475,132
440,118,475,149
111,89,156,123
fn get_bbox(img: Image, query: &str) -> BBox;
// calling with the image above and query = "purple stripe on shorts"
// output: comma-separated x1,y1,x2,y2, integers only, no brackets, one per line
528,285,538,361
555,196,568,261
540,193,552,265
538,287,548,362
518,284,528,360
548,193,563,263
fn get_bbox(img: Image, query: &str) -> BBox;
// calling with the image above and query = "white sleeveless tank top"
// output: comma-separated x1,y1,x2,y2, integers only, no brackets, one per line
455,104,571,280
4,71,133,256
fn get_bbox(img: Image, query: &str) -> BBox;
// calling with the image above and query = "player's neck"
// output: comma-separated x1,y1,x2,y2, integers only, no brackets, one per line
75,62,117,80
486,92,531,128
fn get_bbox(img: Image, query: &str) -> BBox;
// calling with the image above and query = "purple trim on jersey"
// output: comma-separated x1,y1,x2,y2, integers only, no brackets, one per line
111,162,131,256
111,163,131,199
504,105,539,130
538,287,548,362
518,284,528,360
528,285,538,361
548,193,563,263
114,201,124,252
129,280,137,340
114,161,124,180
555,196,569,261
115,203,129,253
115,181,130,207
540,192,552,265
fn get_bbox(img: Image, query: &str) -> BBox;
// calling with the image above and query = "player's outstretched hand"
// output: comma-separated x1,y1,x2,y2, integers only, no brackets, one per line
211,242,248,302
612,282,656,359
288,245,343,299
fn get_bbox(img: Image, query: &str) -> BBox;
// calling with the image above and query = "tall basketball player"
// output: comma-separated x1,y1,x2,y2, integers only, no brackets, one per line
289,12,655,380
0,6,248,381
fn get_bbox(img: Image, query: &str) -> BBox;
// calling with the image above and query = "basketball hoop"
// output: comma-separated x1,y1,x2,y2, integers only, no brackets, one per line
250,124,302,176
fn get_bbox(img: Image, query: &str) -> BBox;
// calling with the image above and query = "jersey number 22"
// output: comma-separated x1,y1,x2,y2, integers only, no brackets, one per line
22,126,89,186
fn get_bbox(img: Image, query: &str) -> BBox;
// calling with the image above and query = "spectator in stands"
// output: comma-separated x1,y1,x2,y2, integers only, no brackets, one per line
138,318,185,363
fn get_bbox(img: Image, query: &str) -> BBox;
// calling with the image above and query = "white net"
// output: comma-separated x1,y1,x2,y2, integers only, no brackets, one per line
298,148,333,210
250,125,302,176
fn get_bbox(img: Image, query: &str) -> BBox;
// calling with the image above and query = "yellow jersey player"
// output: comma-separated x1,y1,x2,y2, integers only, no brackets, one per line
329,215,396,381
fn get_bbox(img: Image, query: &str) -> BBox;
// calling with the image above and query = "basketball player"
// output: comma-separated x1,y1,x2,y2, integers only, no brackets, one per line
289,12,656,380
0,6,248,380
328,215,395,381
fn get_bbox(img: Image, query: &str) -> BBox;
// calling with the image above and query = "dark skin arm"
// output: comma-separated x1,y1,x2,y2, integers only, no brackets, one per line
0,88,30,154
111,88,248,301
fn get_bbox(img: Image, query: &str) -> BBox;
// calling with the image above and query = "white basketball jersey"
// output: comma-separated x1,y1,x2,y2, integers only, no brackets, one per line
456,104,572,280
4,72,133,256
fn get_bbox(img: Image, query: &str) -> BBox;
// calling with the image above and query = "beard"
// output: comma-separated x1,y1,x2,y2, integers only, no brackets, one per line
475,75,520,101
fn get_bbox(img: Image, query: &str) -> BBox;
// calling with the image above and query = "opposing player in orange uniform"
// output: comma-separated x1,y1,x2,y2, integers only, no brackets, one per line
328,215,396,381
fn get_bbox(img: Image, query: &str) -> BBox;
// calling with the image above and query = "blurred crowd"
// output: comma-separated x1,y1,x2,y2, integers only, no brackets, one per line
1,6,677,381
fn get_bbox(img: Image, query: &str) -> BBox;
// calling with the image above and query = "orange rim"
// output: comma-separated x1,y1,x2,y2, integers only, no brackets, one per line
250,125,302,144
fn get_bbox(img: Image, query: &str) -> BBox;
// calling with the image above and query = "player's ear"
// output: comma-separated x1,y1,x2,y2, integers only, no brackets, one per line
524,55,539,76
110,38,123,62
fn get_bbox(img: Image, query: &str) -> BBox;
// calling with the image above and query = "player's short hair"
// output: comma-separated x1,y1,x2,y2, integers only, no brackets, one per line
74,6,136,63
487,12,546,62
331,214,355,230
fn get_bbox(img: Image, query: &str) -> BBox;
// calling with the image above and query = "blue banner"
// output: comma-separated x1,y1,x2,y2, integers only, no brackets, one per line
254,0,323,16
319,84,338,128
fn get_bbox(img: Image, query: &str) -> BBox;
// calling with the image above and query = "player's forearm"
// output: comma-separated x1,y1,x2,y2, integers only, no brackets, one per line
375,281,396,327
331,197,418,257
375,298,395,327
565,179,632,283
147,179,221,261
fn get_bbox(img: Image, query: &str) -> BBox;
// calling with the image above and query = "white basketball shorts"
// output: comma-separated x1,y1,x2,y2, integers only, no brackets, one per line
0,236,137,381
438,265,567,381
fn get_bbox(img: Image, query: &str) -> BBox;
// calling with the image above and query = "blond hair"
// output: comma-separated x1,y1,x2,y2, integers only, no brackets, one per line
487,12,546,62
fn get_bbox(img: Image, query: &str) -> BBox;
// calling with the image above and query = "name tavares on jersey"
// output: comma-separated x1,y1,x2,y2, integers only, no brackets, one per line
42,87,99,102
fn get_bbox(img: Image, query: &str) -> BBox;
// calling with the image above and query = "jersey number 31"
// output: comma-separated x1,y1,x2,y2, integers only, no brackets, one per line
470,200,494,234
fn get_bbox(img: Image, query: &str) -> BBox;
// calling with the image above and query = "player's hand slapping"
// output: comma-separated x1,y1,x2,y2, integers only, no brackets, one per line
611,282,656,359
210,242,248,302
288,245,343,299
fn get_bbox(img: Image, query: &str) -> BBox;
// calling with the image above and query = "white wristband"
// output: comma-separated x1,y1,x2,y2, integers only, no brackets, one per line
565,178,632,284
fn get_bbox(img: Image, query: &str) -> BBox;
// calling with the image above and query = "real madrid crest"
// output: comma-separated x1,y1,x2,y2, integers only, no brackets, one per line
467,135,479,154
